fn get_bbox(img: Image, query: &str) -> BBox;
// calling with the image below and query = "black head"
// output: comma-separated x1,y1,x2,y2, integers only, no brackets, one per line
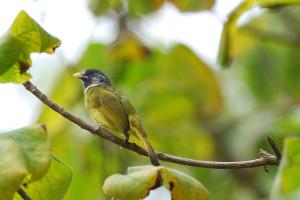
73,69,111,89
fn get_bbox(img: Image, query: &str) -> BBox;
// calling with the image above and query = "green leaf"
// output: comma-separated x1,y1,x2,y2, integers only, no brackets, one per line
14,156,73,200
249,0,300,8
217,1,300,67
0,10,61,83
107,35,150,62
88,0,164,17
271,137,300,200
166,44,223,117
127,0,165,17
0,124,51,200
169,0,214,12
88,0,122,16
103,165,209,200
217,1,253,67
226,6,300,103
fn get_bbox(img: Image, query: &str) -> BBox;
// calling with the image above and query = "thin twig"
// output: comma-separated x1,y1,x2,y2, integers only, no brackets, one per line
23,81,280,169
17,188,31,200
267,136,282,161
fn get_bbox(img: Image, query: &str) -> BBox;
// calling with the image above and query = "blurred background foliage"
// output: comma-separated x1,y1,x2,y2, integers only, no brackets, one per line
24,0,300,199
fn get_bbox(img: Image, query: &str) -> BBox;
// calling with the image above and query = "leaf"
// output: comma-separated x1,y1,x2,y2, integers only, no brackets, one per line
88,0,164,17
217,1,300,67
127,0,165,17
107,35,150,62
166,44,223,117
249,0,300,8
14,156,73,200
169,0,214,12
88,0,122,16
88,0,214,16
271,137,300,200
217,1,253,67
227,6,300,103
0,124,51,200
0,10,61,83
272,109,300,136
103,165,209,200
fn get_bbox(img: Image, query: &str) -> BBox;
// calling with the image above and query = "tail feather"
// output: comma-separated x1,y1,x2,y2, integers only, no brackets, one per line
128,116,160,166
137,134,160,166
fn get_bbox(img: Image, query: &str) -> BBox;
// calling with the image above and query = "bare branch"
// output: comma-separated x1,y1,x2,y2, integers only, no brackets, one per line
267,136,282,161
17,188,31,200
23,81,280,169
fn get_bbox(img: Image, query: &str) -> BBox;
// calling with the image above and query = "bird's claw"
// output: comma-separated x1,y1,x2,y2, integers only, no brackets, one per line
93,125,101,132
123,133,130,145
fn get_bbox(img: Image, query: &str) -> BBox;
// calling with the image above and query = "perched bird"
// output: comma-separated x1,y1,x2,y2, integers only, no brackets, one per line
73,69,160,166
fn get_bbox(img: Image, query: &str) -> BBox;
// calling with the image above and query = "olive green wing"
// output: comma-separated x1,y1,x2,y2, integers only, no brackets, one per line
117,89,146,136
104,87,137,116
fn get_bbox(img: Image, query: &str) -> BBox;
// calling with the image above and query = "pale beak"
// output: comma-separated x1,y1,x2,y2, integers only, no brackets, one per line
73,72,83,79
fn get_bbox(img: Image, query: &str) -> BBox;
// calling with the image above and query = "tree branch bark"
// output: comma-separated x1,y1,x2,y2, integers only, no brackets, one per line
23,81,280,169
17,188,31,200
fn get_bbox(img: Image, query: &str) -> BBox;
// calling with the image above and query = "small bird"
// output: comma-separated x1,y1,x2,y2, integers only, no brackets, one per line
73,68,160,166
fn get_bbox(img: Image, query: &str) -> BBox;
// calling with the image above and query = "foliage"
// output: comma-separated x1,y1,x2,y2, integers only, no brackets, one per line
271,137,300,200
103,165,209,200
1,1,300,200
0,10,60,83
14,157,73,200
0,124,72,200
89,0,214,16
0,124,50,200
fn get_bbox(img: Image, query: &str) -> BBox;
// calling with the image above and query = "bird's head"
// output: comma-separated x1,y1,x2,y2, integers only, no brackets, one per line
73,69,111,89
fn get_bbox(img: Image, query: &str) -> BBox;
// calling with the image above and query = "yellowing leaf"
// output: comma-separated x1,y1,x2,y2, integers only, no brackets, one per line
165,44,223,117
0,124,51,200
249,0,300,7
0,10,61,83
103,166,209,200
127,0,165,17
88,0,164,17
89,0,122,16
217,1,253,67
271,137,300,200
170,0,214,12
226,5,300,103
217,1,300,67
107,35,150,62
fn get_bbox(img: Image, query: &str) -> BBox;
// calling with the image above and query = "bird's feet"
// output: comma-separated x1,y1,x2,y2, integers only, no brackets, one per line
93,124,101,132
123,132,130,145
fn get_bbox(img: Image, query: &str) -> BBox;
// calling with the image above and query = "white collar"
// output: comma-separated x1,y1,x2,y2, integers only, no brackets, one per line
84,83,101,94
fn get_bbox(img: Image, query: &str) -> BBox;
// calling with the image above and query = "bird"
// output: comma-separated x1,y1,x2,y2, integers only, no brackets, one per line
73,68,160,166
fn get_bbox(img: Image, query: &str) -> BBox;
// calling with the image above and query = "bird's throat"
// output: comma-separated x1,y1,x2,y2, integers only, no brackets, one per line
84,83,102,94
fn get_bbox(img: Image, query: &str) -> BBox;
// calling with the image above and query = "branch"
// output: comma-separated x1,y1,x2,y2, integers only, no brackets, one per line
267,136,281,161
23,81,280,169
17,188,31,200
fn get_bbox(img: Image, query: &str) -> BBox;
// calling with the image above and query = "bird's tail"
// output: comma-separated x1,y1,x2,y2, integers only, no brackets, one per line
136,133,160,166
129,116,160,166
